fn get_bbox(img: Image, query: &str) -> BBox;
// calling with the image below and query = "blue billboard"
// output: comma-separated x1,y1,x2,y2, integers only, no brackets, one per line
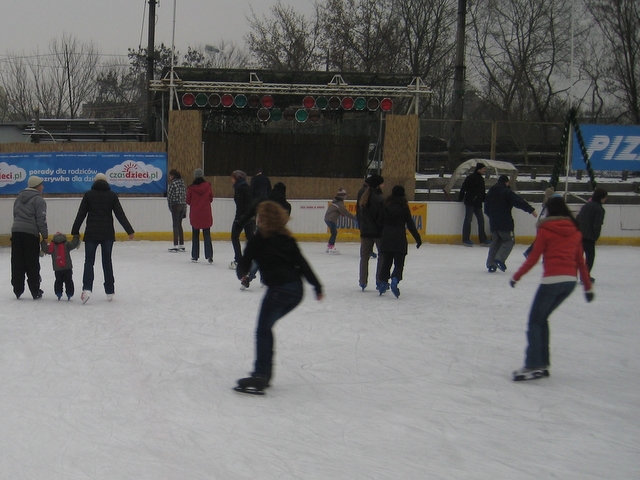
0,151,167,195
572,124,640,171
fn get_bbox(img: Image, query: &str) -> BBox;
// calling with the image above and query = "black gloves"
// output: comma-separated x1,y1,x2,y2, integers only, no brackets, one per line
509,279,517,288
416,240,422,249
585,291,595,303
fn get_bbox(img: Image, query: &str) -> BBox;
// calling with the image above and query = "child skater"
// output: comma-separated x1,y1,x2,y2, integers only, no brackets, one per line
324,187,356,254
235,201,323,394
48,232,80,300
509,196,594,381
377,186,422,297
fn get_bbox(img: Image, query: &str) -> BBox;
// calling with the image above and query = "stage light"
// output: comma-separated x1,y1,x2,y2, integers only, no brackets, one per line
309,109,321,122
315,96,328,110
303,96,316,109
295,109,308,122
283,108,295,121
380,98,393,112
354,97,367,110
234,94,248,108
261,95,275,109
221,94,234,107
195,93,208,107
182,93,195,107
248,95,261,108
328,97,341,110
257,108,270,122
209,94,221,107
367,98,380,111
341,97,354,110
270,108,283,121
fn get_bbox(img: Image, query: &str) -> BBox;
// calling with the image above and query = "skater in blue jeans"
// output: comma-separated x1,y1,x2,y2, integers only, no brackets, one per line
509,197,593,381
235,201,323,394
71,173,134,304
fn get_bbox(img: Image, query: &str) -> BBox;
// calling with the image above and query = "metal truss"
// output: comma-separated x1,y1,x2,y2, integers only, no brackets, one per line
150,73,432,99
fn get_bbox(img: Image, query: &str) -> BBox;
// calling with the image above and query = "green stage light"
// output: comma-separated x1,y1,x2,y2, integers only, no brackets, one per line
354,97,367,110
195,93,208,107
295,109,309,122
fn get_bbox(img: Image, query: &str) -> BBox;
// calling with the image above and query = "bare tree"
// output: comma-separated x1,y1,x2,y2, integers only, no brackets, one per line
0,34,100,120
585,0,640,123
0,54,38,120
320,0,403,73
395,0,457,117
245,1,324,70
467,0,577,123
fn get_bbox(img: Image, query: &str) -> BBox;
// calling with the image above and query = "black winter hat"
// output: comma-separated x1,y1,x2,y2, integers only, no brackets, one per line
498,174,510,183
392,185,406,197
366,174,384,188
475,162,486,172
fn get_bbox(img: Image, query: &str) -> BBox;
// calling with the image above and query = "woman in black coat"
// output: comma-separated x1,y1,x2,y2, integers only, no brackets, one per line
378,186,422,298
71,173,134,303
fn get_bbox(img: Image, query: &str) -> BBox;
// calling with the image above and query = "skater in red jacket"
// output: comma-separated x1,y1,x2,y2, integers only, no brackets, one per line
509,196,593,381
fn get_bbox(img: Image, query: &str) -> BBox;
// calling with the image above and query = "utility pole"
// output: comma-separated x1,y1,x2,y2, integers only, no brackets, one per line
147,0,158,141
448,0,467,169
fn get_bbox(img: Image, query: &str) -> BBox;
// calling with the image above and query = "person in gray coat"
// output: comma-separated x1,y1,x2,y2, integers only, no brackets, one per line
484,175,537,272
11,175,49,299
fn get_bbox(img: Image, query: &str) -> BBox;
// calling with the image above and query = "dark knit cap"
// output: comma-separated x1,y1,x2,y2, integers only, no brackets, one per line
498,174,510,183
392,185,406,197
366,174,384,188
475,162,486,172
336,188,347,199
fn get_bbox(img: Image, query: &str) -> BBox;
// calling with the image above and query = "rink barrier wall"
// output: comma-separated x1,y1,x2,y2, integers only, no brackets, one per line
1,197,639,246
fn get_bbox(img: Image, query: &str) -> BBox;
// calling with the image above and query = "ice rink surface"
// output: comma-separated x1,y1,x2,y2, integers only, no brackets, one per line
1,240,638,479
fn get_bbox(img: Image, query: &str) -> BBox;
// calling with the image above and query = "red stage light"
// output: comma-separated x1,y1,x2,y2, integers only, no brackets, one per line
303,96,316,109
380,98,393,112
341,97,354,110
221,94,234,107
182,93,195,107
261,95,275,109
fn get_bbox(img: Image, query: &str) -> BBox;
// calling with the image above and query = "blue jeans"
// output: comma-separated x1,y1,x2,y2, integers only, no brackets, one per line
83,240,115,294
462,204,487,243
325,220,338,245
191,228,213,260
254,282,303,378
525,282,576,368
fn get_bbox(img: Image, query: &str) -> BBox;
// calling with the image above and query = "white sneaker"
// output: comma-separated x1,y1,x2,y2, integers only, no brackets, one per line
107,294,114,302
81,290,91,304
229,261,237,270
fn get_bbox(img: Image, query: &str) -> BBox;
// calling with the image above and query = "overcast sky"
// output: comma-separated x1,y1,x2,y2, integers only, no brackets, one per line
0,0,315,59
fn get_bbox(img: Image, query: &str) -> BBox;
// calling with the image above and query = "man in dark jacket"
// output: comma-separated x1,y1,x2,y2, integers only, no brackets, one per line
484,175,537,272
230,170,255,269
576,187,607,281
458,162,489,246
250,168,272,201
11,175,49,299
357,174,385,290
71,173,135,303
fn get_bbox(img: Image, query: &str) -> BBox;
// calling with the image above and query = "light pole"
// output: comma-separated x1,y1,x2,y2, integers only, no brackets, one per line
169,0,178,111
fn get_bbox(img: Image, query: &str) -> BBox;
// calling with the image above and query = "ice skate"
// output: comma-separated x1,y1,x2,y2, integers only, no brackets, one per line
107,293,114,301
229,261,237,270
495,260,507,272
390,277,400,298
234,375,269,395
512,367,546,381
81,290,91,304
168,247,180,253
240,276,251,290
376,281,389,295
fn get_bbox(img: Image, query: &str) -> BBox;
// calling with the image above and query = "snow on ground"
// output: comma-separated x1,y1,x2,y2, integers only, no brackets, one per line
1,241,638,479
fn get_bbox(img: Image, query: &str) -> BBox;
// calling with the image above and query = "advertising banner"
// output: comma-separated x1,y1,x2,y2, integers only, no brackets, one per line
572,124,640,171
0,152,167,195
331,201,427,235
